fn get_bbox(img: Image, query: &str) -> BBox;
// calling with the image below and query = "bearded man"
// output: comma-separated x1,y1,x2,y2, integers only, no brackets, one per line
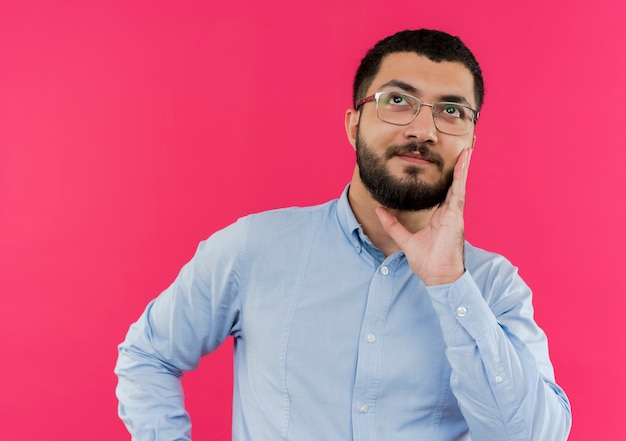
116,29,572,441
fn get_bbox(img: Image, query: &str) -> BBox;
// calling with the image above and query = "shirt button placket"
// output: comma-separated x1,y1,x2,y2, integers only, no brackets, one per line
353,261,393,436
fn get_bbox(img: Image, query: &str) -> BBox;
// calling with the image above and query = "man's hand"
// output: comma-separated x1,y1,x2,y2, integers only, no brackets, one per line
375,148,472,286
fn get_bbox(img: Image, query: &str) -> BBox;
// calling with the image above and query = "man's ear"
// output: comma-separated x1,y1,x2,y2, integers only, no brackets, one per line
345,108,359,151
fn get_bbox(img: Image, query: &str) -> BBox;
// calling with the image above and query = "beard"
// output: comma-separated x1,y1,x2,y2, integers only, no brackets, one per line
355,131,454,211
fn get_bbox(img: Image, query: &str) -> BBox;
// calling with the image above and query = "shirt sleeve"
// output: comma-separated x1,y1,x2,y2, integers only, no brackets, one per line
425,265,572,441
114,219,246,440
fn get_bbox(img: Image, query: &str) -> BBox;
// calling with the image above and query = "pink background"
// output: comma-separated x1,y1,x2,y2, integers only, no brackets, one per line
1,1,624,439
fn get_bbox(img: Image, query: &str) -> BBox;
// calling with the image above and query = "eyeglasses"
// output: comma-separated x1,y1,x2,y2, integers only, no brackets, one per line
356,91,479,136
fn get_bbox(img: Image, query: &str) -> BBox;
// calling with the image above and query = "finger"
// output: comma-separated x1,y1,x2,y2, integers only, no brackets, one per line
375,206,413,249
463,147,474,187
456,148,472,186
446,148,471,211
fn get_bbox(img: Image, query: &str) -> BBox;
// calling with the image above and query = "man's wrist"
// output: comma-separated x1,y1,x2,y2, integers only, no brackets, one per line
421,268,466,287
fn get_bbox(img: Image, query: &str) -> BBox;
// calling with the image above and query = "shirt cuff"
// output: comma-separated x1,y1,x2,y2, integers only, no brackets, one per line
425,270,499,347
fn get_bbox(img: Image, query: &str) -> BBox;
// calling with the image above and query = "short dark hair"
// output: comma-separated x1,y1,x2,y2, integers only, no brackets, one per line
353,29,484,111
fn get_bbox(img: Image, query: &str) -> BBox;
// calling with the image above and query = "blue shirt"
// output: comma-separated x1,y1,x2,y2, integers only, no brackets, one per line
115,186,572,440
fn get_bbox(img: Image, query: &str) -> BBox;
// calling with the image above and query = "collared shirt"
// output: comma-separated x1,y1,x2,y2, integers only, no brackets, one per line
115,186,571,440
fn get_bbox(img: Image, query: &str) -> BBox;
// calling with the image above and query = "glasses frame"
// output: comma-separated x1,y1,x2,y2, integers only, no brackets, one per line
356,91,479,136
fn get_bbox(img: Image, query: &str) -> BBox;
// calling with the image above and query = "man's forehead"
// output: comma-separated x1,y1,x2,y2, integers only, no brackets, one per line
370,52,476,107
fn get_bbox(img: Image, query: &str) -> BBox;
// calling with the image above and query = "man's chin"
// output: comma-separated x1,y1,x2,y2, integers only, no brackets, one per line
367,187,443,212
363,172,452,212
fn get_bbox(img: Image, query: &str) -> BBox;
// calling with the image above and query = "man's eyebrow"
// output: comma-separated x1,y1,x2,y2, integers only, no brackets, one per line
439,94,473,108
379,80,474,108
379,79,419,94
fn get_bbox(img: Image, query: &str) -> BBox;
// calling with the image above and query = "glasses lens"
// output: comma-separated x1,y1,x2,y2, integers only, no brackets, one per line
376,92,420,125
432,102,475,135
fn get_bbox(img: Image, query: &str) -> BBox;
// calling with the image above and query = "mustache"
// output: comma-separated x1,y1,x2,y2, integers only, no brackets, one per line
383,143,444,168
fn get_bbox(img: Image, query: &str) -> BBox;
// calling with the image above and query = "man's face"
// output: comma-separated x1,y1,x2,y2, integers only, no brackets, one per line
349,52,476,211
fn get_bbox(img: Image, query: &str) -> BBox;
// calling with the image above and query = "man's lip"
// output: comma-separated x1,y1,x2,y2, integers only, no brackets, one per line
395,152,434,164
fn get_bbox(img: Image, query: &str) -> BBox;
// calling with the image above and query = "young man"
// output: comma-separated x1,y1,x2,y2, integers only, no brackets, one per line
116,29,572,440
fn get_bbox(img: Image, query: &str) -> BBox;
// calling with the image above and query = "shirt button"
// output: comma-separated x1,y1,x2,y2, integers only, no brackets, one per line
380,266,389,275
495,374,504,383
456,306,467,317
366,333,376,343
359,404,369,413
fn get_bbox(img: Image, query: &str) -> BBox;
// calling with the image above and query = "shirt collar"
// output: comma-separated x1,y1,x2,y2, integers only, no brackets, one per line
336,184,361,244
336,184,385,264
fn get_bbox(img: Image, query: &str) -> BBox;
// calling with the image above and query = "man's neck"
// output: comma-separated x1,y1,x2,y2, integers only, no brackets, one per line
347,168,435,257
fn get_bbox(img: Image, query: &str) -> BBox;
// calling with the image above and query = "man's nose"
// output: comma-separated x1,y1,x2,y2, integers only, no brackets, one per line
402,105,438,142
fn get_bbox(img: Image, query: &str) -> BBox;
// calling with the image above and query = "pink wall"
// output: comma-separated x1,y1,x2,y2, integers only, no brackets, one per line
1,1,624,439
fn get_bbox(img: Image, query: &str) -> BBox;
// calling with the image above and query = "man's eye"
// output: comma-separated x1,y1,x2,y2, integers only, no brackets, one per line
390,94,406,104
382,94,409,106
439,104,464,118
